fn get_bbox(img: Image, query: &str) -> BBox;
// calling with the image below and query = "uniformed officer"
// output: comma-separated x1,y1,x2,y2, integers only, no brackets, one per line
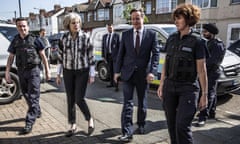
157,3,208,144
197,23,226,126
5,17,50,135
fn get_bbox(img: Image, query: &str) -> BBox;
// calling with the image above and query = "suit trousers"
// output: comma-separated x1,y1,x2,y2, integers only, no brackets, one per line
63,68,91,124
107,54,114,85
121,70,148,135
18,66,41,126
162,79,199,144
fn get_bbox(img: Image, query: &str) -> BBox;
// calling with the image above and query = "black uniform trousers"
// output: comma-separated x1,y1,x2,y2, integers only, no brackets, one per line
18,66,41,126
162,79,199,144
198,71,219,121
121,69,148,135
63,68,91,124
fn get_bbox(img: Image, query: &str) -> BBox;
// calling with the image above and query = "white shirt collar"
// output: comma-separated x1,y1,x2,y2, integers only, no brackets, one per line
134,27,144,33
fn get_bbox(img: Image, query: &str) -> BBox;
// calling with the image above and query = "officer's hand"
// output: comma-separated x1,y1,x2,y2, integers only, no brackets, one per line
46,72,51,82
198,94,208,111
89,76,95,84
146,73,154,83
5,72,12,84
56,75,61,86
157,85,163,101
114,73,120,83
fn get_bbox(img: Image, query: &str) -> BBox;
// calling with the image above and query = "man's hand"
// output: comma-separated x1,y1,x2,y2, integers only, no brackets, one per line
114,73,120,83
5,72,12,84
89,76,95,84
146,73,154,83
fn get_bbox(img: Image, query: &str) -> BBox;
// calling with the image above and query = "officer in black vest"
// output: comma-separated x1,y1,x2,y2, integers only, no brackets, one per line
5,17,50,135
157,4,208,144
197,23,226,126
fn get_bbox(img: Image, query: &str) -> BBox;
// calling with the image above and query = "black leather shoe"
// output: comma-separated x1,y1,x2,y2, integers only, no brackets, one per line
106,85,114,88
65,128,77,137
118,134,133,142
88,126,94,136
115,87,119,92
18,124,32,135
136,126,145,134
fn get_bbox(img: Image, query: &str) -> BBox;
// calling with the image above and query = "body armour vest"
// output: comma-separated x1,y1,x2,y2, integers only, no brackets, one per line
165,32,201,82
12,34,41,68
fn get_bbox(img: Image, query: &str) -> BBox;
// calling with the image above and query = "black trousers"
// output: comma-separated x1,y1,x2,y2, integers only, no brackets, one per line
18,66,41,125
107,53,118,88
198,71,219,121
63,68,91,124
162,79,199,144
121,70,148,135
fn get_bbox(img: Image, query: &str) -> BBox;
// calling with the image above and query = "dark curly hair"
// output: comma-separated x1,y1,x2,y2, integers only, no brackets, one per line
172,3,201,27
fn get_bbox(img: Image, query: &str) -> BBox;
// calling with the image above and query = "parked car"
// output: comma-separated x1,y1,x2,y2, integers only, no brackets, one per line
0,23,46,104
90,24,240,96
48,33,63,64
228,39,240,57
0,23,20,104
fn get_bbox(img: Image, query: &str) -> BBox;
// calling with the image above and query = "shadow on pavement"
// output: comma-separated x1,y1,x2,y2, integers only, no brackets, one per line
193,125,240,144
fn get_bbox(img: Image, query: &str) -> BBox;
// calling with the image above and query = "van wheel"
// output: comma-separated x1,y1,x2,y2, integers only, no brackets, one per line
98,62,110,81
0,71,21,104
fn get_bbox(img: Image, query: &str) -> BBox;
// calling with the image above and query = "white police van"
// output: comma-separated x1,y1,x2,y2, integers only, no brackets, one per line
90,24,240,96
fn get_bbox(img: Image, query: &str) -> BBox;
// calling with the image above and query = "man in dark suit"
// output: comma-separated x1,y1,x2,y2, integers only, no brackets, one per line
102,24,120,91
114,8,159,142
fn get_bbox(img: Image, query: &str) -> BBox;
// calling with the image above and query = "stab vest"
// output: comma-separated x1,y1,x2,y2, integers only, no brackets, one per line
165,31,201,82
12,34,41,69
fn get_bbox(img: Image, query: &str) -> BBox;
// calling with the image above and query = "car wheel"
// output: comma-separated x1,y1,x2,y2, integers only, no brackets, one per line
98,62,110,81
0,71,21,104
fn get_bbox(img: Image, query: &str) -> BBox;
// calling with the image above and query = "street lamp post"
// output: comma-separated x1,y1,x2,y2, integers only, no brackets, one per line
18,0,22,17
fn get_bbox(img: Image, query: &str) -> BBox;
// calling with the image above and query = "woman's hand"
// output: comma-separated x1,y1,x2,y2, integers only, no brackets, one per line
56,75,61,86
89,76,95,84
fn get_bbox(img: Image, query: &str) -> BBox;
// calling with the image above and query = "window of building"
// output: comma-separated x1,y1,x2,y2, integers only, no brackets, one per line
114,5,123,18
231,0,240,4
80,13,84,23
88,12,92,22
104,9,110,20
97,9,105,21
230,28,240,40
156,0,177,14
192,0,217,8
145,1,152,14
227,23,240,47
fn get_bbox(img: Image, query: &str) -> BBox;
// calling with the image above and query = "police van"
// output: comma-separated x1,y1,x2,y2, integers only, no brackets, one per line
90,24,240,96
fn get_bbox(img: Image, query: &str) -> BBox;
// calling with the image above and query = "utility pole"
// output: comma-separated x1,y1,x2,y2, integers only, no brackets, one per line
18,0,22,17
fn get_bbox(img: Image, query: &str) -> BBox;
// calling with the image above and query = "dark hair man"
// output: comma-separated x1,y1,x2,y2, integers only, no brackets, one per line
197,23,226,127
5,17,50,135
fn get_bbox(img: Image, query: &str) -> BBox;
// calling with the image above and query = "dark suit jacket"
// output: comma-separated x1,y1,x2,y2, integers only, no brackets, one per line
115,28,159,81
102,33,120,62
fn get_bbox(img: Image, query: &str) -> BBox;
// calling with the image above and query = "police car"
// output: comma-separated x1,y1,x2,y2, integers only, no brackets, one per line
90,24,240,96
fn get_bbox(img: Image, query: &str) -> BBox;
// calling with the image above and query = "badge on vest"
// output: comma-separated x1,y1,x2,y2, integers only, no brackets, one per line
182,47,192,52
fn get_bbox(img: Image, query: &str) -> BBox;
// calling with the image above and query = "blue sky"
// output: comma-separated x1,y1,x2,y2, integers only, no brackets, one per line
0,0,88,20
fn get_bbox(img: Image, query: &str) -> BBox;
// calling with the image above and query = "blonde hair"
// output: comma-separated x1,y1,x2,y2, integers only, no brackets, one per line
63,12,82,30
